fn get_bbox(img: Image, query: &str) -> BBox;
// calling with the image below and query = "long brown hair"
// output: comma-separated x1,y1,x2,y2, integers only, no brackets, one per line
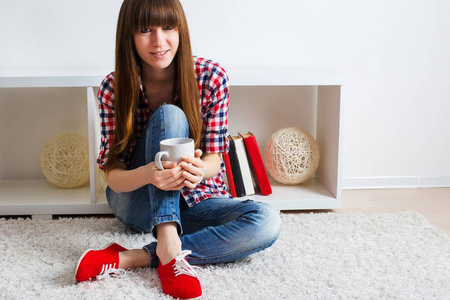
105,0,201,172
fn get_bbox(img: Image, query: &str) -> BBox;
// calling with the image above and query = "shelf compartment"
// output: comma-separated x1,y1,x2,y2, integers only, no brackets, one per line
0,87,93,215
228,85,342,209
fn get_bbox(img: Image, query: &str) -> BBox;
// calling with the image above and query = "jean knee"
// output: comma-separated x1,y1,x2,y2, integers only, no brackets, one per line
256,202,282,245
155,104,189,138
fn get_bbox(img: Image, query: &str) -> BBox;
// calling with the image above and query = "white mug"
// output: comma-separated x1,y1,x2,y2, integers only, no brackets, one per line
155,138,194,170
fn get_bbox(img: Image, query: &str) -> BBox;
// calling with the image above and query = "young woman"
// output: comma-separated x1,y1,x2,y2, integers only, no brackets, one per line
74,0,281,299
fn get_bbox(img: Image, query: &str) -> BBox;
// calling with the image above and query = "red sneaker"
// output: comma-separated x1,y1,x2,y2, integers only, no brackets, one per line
158,250,202,300
74,243,128,282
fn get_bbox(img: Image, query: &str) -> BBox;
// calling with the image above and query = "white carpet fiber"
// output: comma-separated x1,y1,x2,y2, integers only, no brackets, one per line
1,211,449,299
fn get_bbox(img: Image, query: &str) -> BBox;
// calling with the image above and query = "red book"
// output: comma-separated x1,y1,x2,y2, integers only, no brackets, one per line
239,132,272,196
223,152,237,198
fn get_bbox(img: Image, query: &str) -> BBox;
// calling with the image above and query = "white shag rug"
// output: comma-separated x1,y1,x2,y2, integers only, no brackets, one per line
0,211,449,300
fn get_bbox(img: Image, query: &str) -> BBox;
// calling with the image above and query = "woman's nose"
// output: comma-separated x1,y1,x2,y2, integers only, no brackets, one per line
151,29,163,47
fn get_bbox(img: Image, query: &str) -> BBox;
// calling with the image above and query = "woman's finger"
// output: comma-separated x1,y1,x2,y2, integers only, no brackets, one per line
158,175,186,191
180,162,204,177
194,149,202,158
157,165,184,180
160,161,177,169
183,179,197,190
182,155,204,169
182,170,201,183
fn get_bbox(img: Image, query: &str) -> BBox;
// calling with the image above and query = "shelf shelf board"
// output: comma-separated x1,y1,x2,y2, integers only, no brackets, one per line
227,67,345,86
234,177,340,210
0,75,106,88
0,180,111,215
0,178,339,215
0,68,345,88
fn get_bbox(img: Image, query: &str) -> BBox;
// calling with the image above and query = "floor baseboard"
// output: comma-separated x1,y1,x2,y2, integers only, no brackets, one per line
342,176,450,189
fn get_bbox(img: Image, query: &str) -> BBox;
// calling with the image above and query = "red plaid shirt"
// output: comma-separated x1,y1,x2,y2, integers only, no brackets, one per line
97,56,231,207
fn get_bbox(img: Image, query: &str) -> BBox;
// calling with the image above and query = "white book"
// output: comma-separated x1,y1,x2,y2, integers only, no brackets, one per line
231,135,255,196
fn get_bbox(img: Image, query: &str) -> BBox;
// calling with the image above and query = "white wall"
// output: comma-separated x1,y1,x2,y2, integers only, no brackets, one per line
1,0,449,188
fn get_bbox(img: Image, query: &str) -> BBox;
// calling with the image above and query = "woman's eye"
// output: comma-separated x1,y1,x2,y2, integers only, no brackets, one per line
141,28,151,33
163,26,173,30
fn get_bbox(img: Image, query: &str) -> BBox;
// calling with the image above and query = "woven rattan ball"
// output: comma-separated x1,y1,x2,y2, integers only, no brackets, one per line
40,132,89,188
264,127,320,185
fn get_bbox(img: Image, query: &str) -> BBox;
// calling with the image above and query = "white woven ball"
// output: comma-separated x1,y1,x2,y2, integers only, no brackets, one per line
264,127,320,185
40,132,89,188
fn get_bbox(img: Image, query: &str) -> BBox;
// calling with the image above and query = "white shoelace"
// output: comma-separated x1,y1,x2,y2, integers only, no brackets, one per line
173,250,200,277
95,263,127,280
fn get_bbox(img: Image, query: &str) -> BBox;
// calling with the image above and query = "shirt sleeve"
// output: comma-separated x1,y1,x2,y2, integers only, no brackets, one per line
97,73,129,171
200,64,230,154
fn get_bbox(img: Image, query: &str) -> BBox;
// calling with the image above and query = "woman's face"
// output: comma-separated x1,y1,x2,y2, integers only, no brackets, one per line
134,26,179,71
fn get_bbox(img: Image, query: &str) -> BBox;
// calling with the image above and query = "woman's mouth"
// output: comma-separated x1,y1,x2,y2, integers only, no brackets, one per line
151,50,170,58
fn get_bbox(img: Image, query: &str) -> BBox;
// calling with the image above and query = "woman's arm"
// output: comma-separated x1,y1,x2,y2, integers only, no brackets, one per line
106,161,187,193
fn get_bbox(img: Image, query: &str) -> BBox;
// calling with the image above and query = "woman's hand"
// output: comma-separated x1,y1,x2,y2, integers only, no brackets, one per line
179,149,206,189
106,159,189,193
105,150,219,193
146,161,187,191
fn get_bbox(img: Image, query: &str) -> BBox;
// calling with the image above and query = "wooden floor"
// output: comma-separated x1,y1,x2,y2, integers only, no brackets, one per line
285,188,450,235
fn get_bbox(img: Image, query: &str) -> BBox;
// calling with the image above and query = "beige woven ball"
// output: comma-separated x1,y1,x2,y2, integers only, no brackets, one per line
40,132,89,188
264,127,320,185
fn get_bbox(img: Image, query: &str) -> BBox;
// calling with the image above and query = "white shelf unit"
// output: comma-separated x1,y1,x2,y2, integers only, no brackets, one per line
0,68,344,217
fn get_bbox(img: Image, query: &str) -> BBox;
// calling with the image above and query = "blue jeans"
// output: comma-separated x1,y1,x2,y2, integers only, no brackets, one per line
106,105,281,267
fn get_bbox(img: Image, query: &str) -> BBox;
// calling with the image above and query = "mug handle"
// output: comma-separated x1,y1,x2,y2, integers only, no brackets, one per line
155,151,169,170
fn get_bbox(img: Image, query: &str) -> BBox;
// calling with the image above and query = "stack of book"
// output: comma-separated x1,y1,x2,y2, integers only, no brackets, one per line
223,132,272,197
